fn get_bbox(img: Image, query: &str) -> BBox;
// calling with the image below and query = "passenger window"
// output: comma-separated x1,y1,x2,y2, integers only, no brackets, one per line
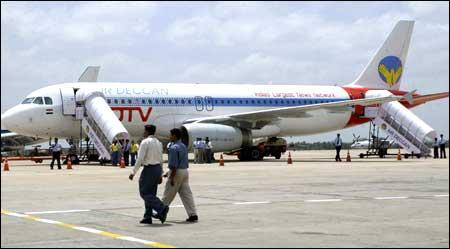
107,99,111,104
181,99,185,104
44,97,53,105
22,97,34,104
141,99,145,104
114,99,118,104
121,99,125,104
33,97,44,105
148,99,152,104
128,99,132,104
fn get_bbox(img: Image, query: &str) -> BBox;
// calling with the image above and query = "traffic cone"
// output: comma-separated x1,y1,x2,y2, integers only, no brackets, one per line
397,149,402,161
346,150,351,162
3,158,10,171
66,157,73,170
219,154,224,167
287,152,293,165
120,156,125,168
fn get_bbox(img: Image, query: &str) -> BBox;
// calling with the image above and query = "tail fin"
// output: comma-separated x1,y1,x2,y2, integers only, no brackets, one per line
349,20,414,90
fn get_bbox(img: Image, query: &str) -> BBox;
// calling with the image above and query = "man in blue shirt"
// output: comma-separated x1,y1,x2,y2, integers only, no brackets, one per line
334,133,343,162
49,138,62,170
162,128,198,222
439,134,447,159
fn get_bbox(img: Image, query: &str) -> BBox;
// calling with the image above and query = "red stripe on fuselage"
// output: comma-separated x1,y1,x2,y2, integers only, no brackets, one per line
341,86,419,128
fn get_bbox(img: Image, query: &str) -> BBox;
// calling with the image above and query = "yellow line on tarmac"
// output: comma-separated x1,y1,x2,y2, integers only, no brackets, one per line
1,209,175,248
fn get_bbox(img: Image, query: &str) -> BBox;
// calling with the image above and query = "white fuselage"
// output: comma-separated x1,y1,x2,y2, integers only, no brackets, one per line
2,83,353,141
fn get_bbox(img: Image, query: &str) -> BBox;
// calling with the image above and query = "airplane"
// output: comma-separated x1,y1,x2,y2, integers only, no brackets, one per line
1,20,449,161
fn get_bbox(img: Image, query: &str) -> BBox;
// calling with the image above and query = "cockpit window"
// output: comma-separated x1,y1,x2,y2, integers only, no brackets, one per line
21,97,35,104
33,97,44,105
44,97,53,105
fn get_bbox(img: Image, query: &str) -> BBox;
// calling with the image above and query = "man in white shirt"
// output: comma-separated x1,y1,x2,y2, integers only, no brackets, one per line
439,134,447,159
128,125,169,225
334,133,343,162
49,138,62,170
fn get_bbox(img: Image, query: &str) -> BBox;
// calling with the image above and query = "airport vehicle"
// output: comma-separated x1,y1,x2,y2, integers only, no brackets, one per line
1,21,448,161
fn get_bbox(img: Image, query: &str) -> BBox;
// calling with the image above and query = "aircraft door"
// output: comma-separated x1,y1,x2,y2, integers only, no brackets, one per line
194,96,204,111
204,96,214,111
60,87,76,115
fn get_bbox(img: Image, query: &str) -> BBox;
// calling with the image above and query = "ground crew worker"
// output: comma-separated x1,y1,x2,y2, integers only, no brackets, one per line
162,128,198,222
439,134,447,159
334,133,343,162
49,138,62,170
433,137,439,159
123,139,131,166
65,140,79,164
110,140,120,166
130,140,139,166
193,138,201,163
128,125,170,225
205,137,213,163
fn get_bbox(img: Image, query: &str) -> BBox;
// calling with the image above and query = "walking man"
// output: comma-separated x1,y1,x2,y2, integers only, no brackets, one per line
334,133,343,162
50,138,62,170
128,125,169,224
439,134,447,159
162,128,198,222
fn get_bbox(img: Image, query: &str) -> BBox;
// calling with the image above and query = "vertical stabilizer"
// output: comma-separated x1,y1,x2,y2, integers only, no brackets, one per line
350,20,414,90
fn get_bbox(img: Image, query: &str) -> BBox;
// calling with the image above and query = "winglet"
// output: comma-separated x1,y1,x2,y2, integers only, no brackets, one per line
78,66,100,82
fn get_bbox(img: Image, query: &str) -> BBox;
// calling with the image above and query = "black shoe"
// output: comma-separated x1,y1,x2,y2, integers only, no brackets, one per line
158,206,169,224
139,218,152,224
50,168,54,170
186,215,198,222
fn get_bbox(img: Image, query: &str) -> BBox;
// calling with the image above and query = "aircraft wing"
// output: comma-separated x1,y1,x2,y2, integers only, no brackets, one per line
183,95,403,129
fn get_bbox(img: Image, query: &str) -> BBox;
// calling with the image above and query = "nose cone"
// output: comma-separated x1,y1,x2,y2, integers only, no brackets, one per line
1,105,29,132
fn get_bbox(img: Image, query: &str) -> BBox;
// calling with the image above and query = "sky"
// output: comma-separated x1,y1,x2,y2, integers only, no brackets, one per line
1,1,449,143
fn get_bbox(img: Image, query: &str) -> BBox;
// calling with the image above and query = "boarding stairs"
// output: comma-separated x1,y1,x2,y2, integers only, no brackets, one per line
75,89,129,160
372,101,434,156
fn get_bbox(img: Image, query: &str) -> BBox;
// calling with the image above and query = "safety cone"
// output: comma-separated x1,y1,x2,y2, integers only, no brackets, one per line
3,158,10,171
397,149,402,161
120,156,126,168
287,152,293,165
346,150,351,162
66,157,73,170
219,154,225,167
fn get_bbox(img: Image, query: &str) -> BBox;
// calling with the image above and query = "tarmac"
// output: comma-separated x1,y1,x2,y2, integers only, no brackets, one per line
1,149,449,248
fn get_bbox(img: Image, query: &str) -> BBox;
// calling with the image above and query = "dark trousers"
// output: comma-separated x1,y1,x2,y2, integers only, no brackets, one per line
440,145,446,158
205,149,212,163
50,151,61,169
434,146,439,159
139,165,165,221
131,153,137,166
335,146,342,162
124,151,130,166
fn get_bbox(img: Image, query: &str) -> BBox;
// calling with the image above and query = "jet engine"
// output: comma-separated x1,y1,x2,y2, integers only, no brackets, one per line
180,123,252,152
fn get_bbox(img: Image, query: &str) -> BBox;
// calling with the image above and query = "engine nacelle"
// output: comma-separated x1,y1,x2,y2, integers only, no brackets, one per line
181,123,252,152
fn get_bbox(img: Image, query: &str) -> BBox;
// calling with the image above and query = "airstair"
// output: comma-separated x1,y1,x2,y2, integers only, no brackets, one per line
366,90,435,156
75,89,129,160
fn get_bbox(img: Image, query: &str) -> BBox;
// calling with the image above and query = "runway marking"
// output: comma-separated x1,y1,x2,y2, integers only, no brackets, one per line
169,205,185,208
434,194,449,198
25,209,91,215
374,196,408,200
304,199,342,202
233,201,271,205
1,209,175,248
